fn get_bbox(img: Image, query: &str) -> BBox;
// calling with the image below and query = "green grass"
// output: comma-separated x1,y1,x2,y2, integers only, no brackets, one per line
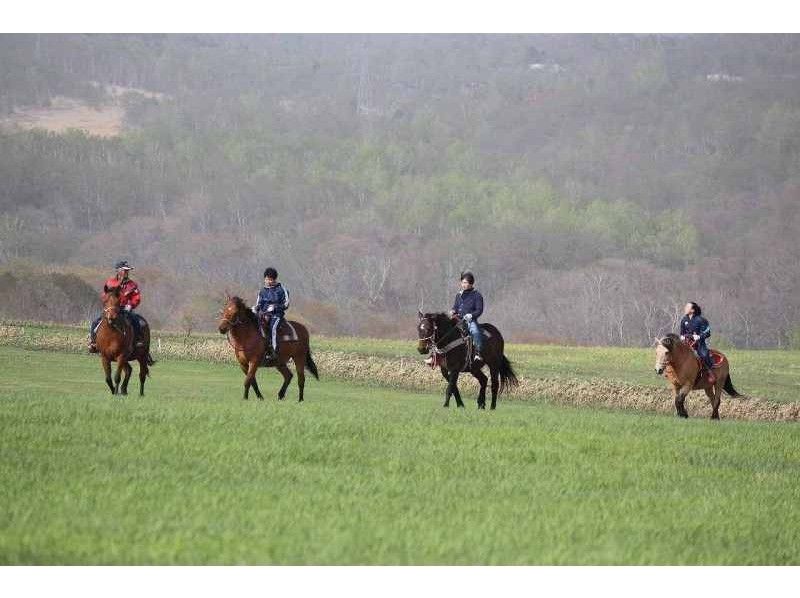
2,346,800,564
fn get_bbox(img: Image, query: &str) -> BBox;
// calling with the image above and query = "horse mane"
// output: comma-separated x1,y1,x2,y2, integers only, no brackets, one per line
423,312,455,330
231,296,259,327
661,333,682,350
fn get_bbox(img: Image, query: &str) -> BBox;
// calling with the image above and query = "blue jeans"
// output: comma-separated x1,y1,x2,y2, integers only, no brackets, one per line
695,341,713,369
467,320,484,352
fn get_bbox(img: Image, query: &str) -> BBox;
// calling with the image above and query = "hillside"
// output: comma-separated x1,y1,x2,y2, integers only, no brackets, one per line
1,34,800,346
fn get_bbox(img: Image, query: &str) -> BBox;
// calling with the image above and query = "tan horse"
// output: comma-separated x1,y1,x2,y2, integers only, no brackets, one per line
217,295,318,401
96,285,154,396
654,333,744,419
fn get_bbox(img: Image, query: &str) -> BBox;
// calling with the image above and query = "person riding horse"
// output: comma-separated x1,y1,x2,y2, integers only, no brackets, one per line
679,301,715,384
252,267,290,359
449,271,484,362
88,260,144,353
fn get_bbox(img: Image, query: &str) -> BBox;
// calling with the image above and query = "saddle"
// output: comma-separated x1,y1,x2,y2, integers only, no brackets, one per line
426,322,491,372
692,348,724,385
258,315,298,340
258,316,299,366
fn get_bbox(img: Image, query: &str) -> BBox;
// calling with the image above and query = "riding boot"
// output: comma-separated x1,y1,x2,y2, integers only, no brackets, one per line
705,358,716,384
87,317,101,353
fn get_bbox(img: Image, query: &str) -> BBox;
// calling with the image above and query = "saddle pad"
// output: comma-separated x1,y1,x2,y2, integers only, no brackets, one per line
278,320,299,342
695,349,725,369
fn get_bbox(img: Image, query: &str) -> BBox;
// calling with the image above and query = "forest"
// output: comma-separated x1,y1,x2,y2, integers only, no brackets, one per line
1,33,799,347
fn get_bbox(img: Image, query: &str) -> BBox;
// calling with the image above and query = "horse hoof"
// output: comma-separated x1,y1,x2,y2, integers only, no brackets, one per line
478,404,485,410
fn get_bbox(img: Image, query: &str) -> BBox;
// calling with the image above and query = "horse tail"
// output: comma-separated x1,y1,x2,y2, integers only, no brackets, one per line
305,348,319,380
498,354,519,394
723,374,744,398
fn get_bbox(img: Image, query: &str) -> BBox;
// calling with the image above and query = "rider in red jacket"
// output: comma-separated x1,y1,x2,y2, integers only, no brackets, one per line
88,260,143,352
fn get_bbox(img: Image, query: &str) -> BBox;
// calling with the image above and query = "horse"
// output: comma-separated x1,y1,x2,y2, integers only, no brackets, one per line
95,284,155,396
654,333,744,419
417,311,518,409
217,295,319,401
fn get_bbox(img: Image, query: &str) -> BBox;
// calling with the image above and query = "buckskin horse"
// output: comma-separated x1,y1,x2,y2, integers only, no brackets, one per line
417,311,518,409
95,284,155,396
654,333,745,419
218,295,319,401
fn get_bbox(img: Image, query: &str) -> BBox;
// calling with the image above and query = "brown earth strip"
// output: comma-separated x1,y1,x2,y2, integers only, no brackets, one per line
2,324,797,422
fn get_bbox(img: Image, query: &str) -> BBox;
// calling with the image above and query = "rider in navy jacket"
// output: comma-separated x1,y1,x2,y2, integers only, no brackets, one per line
450,271,484,361
679,302,713,371
252,267,289,356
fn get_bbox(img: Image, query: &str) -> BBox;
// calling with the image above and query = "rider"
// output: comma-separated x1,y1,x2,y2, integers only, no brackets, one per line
449,271,484,362
252,267,290,358
679,301,715,383
88,260,142,353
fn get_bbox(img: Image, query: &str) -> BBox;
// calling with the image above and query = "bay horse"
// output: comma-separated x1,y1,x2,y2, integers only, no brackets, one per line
217,295,319,401
417,311,518,409
654,333,744,419
96,284,154,396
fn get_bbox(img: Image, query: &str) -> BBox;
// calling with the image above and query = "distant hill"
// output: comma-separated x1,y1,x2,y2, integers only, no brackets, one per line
1,33,799,347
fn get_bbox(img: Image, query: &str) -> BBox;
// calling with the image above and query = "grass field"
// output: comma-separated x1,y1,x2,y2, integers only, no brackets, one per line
2,346,800,564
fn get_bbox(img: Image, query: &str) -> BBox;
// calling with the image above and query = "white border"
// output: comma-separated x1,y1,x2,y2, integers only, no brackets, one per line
1,1,799,33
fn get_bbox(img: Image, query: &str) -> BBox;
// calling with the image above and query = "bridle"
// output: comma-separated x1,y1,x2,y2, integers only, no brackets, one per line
220,304,250,351
419,314,463,354
103,304,128,335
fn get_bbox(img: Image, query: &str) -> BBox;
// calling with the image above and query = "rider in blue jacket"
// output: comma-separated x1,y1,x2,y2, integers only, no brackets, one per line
679,301,714,377
450,271,484,362
252,267,290,357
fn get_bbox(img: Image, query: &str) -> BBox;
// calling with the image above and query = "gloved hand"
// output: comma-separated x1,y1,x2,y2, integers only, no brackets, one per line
267,305,275,313
251,306,258,314
124,305,132,312
464,313,473,322
692,334,700,341
680,335,686,341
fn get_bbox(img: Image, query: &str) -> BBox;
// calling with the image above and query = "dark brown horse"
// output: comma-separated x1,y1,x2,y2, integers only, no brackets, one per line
96,285,154,396
417,312,518,409
655,333,744,419
218,295,319,401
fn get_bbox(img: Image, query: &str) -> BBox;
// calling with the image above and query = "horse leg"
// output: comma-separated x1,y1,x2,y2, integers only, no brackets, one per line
251,374,264,400
675,386,690,418
120,361,133,395
707,381,723,420
296,362,306,403
243,361,259,400
276,363,293,400
449,370,464,408
114,357,126,396
489,366,500,410
102,355,114,394
472,368,488,409
138,357,148,397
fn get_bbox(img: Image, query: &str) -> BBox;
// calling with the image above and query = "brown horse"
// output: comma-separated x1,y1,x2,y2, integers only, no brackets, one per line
96,285,154,396
654,333,744,419
417,312,518,409
217,295,319,401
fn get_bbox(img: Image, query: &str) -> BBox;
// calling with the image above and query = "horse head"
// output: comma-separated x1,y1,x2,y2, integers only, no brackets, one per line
417,312,455,354
218,295,241,334
102,284,123,325
654,333,680,375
